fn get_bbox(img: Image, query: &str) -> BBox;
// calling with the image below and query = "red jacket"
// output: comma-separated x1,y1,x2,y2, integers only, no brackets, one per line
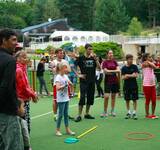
16,62,36,101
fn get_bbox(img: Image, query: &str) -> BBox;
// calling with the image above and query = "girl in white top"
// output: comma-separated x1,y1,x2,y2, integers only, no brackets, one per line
55,62,75,136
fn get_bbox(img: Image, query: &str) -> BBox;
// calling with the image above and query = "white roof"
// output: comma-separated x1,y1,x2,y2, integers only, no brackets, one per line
50,31,109,38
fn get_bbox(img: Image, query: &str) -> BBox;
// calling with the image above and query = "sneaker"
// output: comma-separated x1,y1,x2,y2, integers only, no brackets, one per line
95,95,100,98
100,112,108,118
151,115,159,119
68,115,74,120
110,112,116,117
145,115,152,119
75,116,82,122
125,113,131,119
84,114,95,119
56,131,62,136
132,113,138,120
66,131,76,136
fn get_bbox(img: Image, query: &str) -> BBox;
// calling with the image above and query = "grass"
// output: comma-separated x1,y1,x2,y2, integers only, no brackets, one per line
30,96,160,150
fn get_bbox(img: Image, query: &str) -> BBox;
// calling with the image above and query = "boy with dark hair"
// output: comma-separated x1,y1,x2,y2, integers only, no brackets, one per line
74,43,101,122
121,54,139,120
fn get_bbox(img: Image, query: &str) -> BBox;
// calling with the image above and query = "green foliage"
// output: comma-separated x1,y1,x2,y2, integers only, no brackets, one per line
94,0,129,34
56,0,95,30
127,17,143,36
45,45,55,53
35,49,45,54
78,42,123,59
0,15,26,29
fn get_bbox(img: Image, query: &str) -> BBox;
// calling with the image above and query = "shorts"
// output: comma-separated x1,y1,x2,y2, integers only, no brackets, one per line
79,81,95,106
123,87,138,101
104,83,119,94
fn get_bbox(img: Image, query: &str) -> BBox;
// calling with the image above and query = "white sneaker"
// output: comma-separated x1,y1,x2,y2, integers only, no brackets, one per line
100,112,108,118
110,112,116,117
67,131,76,136
56,131,62,136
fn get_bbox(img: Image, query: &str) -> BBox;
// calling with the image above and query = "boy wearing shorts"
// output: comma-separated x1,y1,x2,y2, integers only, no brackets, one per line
121,54,139,120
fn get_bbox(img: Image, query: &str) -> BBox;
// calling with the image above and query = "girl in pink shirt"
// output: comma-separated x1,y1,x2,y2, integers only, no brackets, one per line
142,53,158,119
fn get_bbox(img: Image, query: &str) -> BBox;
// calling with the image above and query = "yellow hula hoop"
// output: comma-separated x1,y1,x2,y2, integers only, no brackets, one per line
77,125,98,139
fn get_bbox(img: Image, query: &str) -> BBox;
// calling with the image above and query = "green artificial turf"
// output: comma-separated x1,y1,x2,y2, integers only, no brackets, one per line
30,96,160,150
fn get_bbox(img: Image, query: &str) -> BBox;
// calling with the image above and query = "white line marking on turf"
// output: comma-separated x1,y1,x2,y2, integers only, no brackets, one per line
31,104,77,120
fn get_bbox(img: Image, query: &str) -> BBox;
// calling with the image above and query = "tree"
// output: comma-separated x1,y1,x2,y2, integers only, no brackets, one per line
127,17,143,36
0,1,32,28
43,0,62,21
147,0,160,27
94,0,129,34
0,15,26,29
56,0,95,30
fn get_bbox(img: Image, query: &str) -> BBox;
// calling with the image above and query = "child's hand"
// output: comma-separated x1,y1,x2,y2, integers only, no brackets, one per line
32,95,38,103
124,74,129,79
78,74,86,79
132,73,137,78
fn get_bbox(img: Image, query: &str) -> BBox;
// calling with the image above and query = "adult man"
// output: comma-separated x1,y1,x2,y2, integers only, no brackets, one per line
75,43,100,122
0,29,24,150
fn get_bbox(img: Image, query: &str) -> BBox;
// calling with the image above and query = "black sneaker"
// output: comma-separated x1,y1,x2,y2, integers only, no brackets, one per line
68,115,74,120
125,113,131,119
84,114,95,119
132,113,138,120
74,116,82,122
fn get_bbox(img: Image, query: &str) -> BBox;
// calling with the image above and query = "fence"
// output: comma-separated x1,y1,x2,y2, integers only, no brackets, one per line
27,70,143,96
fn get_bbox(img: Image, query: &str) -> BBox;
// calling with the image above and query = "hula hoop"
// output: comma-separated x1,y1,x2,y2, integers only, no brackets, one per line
125,132,155,141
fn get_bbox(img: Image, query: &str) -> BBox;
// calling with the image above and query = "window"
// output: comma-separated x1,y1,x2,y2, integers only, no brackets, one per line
72,36,78,42
88,36,93,42
103,36,108,41
81,36,86,42
64,36,70,41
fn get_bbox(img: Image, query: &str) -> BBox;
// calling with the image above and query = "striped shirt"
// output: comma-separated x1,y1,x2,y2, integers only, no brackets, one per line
142,67,155,86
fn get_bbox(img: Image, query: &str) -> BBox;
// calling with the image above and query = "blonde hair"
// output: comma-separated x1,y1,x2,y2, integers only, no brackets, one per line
15,50,26,60
57,62,71,73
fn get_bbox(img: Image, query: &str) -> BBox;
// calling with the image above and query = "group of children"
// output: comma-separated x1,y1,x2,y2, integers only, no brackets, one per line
52,52,159,137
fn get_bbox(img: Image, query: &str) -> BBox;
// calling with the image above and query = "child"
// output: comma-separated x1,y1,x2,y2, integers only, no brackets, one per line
142,53,158,119
15,50,38,133
55,62,75,136
17,100,31,150
121,54,139,120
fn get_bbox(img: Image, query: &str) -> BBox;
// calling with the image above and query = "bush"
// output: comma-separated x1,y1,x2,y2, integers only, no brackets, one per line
45,45,55,53
35,49,45,54
78,42,123,59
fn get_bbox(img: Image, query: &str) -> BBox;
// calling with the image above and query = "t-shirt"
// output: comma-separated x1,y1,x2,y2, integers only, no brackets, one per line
52,59,69,85
55,74,70,103
102,60,118,84
76,55,97,83
37,62,45,77
69,58,77,77
121,64,139,89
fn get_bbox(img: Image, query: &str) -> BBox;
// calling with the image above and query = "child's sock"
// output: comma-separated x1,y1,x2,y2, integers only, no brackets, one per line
132,110,136,114
128,110,131,114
